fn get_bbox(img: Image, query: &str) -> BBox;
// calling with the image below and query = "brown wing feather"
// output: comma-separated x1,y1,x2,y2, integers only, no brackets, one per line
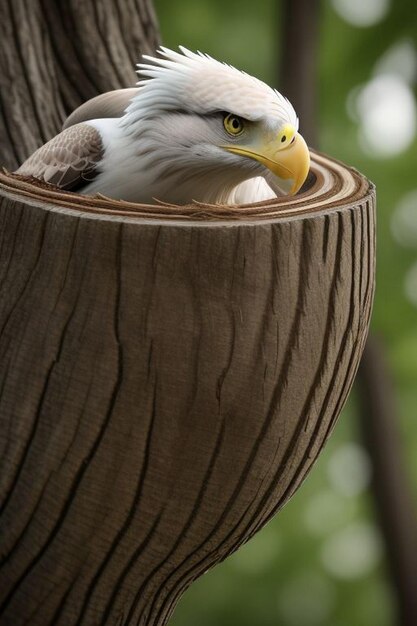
63,89,139,130
16,123,104,191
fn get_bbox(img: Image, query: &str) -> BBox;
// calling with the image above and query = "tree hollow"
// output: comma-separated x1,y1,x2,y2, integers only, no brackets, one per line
0,151,375,625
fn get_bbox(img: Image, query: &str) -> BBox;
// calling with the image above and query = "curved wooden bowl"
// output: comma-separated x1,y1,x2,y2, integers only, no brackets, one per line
0,151,375,626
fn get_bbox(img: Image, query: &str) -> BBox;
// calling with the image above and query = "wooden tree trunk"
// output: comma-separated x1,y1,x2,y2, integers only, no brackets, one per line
0,0,160,169
0,155,375,625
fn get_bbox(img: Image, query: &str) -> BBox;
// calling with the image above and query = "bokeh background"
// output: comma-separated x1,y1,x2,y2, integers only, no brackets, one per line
153,1,417,625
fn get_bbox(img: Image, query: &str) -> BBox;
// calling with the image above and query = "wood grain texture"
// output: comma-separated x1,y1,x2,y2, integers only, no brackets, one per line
0,0,160,170
0,152,375,625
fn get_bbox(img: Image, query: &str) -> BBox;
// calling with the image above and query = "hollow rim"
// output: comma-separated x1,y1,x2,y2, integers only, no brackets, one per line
0,150,374,225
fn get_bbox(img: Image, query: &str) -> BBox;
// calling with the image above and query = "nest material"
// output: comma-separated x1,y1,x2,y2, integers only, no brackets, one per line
0,150,371,222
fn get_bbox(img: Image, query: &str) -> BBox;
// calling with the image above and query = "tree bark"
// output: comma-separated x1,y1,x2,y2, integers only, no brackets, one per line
0,0,160,170
0,156,375,625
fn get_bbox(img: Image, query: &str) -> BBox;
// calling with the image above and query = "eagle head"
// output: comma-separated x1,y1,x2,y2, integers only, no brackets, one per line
121,46,310,204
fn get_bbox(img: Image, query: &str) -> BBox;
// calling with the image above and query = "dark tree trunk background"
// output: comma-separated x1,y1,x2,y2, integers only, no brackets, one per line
279,2,417,626
0,0,160,170
358,338,417,624
280,0,320,147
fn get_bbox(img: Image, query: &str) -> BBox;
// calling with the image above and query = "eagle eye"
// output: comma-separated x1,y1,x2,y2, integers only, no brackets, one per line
223,113,244,136
277,124,296,148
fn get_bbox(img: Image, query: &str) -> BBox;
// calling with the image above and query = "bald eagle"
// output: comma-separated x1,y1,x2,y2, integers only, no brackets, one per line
16,47,310,205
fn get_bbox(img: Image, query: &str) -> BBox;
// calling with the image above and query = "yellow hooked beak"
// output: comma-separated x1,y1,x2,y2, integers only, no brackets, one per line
223,131,310,195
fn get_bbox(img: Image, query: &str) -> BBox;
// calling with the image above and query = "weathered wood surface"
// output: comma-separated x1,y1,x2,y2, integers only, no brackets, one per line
0,152,375,625
0,0,160,170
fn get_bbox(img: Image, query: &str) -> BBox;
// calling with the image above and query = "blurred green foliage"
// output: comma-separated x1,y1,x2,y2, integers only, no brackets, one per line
154,1,417,624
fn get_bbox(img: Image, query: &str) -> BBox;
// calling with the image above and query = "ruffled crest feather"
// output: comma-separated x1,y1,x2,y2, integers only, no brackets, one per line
123,46,298,129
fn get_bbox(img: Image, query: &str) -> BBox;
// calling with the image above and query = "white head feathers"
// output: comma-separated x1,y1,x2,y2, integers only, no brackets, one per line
124,46,298,129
